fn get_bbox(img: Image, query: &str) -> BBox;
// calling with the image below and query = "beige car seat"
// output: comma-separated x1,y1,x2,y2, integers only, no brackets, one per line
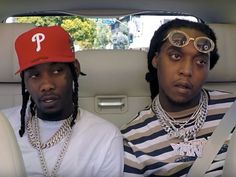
0,23,35,177
0,112,26,177
205,24,236,93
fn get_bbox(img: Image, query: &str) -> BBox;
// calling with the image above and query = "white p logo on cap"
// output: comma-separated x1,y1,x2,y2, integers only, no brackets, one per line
32,33,45,52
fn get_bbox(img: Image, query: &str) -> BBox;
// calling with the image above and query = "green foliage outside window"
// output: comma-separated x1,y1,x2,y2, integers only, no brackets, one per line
15,16,112,50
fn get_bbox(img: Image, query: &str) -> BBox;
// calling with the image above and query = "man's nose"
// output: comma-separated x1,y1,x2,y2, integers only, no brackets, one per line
39,74,55,92
179,59,193,77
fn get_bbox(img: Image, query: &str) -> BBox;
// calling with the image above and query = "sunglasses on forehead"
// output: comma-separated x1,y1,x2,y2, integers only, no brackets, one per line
163,30,215,53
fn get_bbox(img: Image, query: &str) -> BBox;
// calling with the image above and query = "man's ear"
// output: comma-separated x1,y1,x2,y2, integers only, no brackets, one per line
152,53,159,69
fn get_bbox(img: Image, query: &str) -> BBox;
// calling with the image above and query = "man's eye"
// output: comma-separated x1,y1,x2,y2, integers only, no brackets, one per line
195,56,209,66
168,48,182,60
53,68,63,74
29,73,39,79
30,75,36,78
53,70,59,74
170,53,181,60
196,59,208,65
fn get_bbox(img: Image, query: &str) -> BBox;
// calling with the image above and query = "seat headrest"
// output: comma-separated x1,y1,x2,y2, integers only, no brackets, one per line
76,50,150,97
0,23,35,82
207,24,236,82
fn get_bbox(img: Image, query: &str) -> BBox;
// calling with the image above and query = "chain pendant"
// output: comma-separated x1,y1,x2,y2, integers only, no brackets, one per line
170,138,207,157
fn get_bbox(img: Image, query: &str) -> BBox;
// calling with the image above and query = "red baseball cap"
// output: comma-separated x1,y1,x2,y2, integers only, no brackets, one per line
15,26,75,74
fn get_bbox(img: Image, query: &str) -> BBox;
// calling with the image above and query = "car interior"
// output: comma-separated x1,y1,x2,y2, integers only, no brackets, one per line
0,0,236,174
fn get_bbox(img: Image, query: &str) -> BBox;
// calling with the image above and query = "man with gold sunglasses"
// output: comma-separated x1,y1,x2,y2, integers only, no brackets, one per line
121,19,236,177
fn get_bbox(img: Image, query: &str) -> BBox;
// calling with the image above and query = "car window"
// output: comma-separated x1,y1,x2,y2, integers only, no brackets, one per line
6,14,198,51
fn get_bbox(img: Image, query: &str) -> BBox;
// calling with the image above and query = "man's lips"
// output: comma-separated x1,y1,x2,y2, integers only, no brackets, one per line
40,94,59,103
174,81,193,92
175,83,191,89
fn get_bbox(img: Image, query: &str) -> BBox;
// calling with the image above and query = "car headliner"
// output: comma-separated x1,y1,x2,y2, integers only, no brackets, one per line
0,0,235,24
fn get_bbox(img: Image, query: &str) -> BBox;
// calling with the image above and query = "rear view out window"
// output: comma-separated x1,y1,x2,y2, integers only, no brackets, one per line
6,14,198,51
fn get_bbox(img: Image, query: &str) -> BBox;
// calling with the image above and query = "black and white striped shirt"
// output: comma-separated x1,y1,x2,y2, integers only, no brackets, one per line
121,89,236,177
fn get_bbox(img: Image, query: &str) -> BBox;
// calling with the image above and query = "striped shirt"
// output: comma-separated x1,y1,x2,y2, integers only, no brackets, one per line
121,89,236,177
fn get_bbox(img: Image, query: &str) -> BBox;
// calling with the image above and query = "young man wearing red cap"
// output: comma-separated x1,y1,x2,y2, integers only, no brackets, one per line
1,26,124,177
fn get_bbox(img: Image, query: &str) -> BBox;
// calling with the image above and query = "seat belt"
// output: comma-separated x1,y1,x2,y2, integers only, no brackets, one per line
222,123,236,177
187,101,236,177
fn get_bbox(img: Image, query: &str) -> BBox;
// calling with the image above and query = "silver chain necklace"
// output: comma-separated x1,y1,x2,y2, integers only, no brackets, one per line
26,113,78,177
27,115,73,149
152,89,208,141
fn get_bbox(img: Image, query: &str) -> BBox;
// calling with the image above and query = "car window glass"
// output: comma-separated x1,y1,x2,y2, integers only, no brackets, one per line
6,15,198,51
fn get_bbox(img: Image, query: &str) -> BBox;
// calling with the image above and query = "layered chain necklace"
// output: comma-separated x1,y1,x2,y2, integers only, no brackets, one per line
152,89,208,157
26,113,77,177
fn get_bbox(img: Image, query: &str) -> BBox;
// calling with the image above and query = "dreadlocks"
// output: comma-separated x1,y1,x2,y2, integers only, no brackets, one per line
68,63,79,127
19,73,29,137
18,63,79,137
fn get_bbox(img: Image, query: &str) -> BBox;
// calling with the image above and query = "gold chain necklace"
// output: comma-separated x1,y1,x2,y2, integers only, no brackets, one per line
26,113,78,177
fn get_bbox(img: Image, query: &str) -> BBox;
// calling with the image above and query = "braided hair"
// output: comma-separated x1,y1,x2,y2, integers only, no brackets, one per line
68,63,79,127
145,19,219,100
18,62,79,137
